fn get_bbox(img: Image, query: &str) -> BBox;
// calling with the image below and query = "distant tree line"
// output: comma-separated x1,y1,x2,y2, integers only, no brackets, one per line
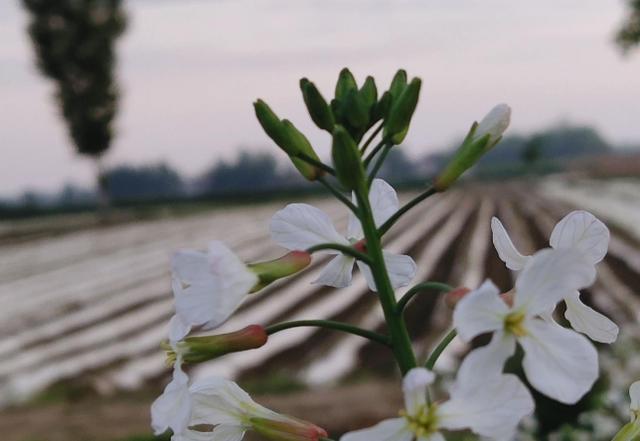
1,123,637,214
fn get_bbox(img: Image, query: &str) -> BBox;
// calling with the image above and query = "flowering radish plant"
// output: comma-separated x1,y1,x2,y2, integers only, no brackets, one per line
150,69,636,440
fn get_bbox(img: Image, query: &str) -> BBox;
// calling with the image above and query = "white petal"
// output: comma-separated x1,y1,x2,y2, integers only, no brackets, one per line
549,210,610,264
357,251,416,292
313,254,355,288
190,377,257,426
151,362,193,435
211,425,246,441
347,206,362,240
169,314,193,342
453,280,508,342
172,242,257,334
270,203,347,251
514,248,596,316
474,103,511,143
630,381,640,411
455,332,517,391
520,319,598,404
440,373,533,438
402,368,435,415
340,418,412,441
564,291,618,344
173,429,216,441
172,250,214,285
369,179,400,228
491,217,531,271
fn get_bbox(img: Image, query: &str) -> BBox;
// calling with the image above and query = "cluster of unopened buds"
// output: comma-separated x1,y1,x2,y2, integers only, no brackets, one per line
150,69,639,441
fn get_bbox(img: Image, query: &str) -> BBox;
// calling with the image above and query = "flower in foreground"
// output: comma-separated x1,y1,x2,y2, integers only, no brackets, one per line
612,381,640,441
169,241,310,342
270,178,416,291
151,362,327,441
341,366,533,441
491,210,617,343
453,248,599,404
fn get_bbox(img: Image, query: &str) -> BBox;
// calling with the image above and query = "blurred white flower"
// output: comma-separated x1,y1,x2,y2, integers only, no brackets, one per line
491,210,617,343
474,103,511,144
270,178,416,291
152,366,327,441
151,359,193,436
169,241,258,342
454,248,599,404
341,366,532,441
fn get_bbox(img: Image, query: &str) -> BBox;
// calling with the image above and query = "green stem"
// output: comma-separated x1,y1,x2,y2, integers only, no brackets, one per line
424,329,457,370
367,144,392,185
354,185,417,374
318,177,359,215
397,282,453,314
378,186,437,236
294,152,336,176
265,320,391,347
360,122,383,154
306,243,371,264
363,139,389,168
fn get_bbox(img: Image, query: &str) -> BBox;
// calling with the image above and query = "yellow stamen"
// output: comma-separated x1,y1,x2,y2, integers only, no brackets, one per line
504,311,528,337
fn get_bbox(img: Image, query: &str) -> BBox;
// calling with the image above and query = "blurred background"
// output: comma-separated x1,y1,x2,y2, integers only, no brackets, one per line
1,0,640,440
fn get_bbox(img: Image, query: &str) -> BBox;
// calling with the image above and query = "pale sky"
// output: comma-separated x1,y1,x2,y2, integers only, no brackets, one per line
1,0,639,196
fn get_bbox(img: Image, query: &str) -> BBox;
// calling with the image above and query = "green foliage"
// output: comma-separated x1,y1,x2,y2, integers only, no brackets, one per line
22,0,127,159
617,0,640,52
105,163,184,202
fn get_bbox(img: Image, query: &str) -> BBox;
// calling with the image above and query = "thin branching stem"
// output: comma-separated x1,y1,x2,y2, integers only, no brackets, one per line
360,122,384,154
363,139,390,167
306,243,371,264
397,282,453,313
318,177,359,215
265,320,391,347
367,144,392,185
424,329,457,370
378,186,437,236
295,152,336,176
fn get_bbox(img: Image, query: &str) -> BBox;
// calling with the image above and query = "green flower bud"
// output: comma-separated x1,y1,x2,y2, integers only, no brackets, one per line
371,91,392,123
254,99,289,148
384,77,421,144
254,100,324,181
389,69,408,99
344,89,370,130
612,422,640,441
434,104,511,191
163,325,268,365
251,416,328,441
248,250,312,292
360,76,378,114
335,67,358,100
331,125,365,191
300,78,335,132
281,120,325,181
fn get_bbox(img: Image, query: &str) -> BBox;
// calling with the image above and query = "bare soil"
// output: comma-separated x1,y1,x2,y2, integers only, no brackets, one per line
0,381,403,441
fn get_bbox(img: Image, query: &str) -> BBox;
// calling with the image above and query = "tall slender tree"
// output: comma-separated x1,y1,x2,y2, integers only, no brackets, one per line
22,0,127,206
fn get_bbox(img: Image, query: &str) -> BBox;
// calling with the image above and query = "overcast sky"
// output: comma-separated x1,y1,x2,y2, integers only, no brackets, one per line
1,0,639,196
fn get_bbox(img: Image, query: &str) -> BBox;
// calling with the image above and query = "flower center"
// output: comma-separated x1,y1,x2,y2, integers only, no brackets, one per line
400,404,439,438
504,311,528,337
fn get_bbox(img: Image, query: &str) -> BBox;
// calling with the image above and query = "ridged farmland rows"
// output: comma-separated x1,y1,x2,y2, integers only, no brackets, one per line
255,193,470,383
106,193,461,389
522,191,640,327
310,195,479,380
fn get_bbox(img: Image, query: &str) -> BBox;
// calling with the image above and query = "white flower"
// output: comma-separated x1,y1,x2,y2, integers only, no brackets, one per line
270,178,416,291
474,103,511,144
151,359,193,436
453,248,599,404
491,210,617,343
341,366,532,441
152,366,326,441
169,241,258,342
